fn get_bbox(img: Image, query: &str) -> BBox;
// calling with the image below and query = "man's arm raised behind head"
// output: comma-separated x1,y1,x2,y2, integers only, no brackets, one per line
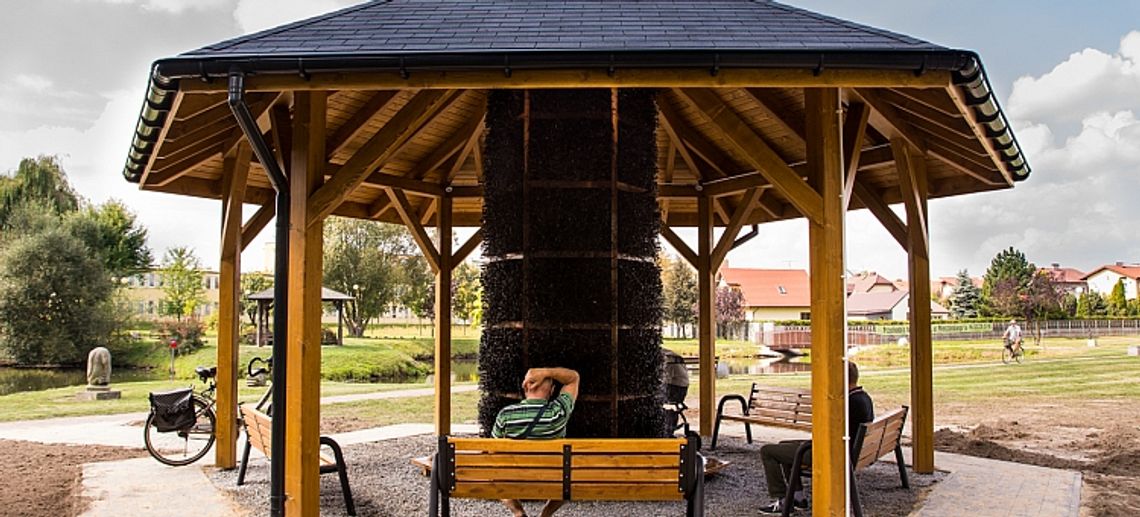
537,367,580,401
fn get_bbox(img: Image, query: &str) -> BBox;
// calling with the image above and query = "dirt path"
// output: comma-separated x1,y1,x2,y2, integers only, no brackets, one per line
930,400,1140,517
0,440,145,517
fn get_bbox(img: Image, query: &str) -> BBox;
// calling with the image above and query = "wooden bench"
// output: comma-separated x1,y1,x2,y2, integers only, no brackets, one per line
780,406,910,517
237,406,357,516
711,384,812,449
428,435,705,516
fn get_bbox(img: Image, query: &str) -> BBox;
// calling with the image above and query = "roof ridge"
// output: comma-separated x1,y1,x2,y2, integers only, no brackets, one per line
193,0,388,54
763,0,941,49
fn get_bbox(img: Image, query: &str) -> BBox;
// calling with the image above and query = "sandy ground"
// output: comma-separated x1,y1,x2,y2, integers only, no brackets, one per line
0,440,145,517
929,399,1140,517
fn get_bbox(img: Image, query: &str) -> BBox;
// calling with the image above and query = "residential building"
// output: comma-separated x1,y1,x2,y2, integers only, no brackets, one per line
718,267,811,321
121,270,222,319
1083,263,1140,299
930,275,983,301
847,272,898,294
847,290,951,321
1040,263,1087,294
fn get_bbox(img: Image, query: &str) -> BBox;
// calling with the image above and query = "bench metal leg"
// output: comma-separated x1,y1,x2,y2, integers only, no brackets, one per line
850,466,864,517
428,453,439,517
782,441,812,517
236,437,252,486
320,437,356,516
894,444,910,489
712,394,748,450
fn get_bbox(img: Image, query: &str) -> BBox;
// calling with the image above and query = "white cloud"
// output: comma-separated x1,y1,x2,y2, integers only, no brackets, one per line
78,0,231,14
233,0,361,33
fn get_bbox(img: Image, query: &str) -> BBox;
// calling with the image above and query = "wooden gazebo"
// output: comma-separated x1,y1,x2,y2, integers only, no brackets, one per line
247,286,354,346
121,2,1028,515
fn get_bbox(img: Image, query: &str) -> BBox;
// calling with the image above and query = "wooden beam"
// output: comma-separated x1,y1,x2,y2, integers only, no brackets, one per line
854,88,928,153
453,228,483,264
409,111,484,181
711,188,760,269
418,197,438,225
842,101,872,211
852,179,908,250
893,139,929,257
182,68,953,93
945,84,1017,186
900,137,935,475
742,88,807,144
471,138,485,181
269,104,293,175
657,99,732,178
325,91,399,158
700,172,771,197
215,141,250,470
675,88,824,225
146,140,223,187
240,201,274,252
307,90,458,225
805,87,847,517
137,90,184,186
696,194,715,438
284,90,326,517
435,196,454,435
661,142,676,219
445,121,484,185
387,187,441,272
658,106,708,181
222,93,280,158
367,195,392,220
659,225,698,267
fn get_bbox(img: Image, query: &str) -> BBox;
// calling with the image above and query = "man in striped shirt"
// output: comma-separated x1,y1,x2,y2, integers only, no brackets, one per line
491,367,580,517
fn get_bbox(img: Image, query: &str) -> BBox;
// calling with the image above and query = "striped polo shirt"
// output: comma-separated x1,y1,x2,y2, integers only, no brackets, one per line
491,393,575,439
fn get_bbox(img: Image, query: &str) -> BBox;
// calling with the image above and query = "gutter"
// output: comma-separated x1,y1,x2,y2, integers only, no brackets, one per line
122,48,1028,182
227,71,290,517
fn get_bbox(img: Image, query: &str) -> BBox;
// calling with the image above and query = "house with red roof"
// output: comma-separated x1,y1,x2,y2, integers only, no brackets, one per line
931,275,983,302
718,267,811,321
847,272,898,295
847,290,950,321
1083,263,1140,299
1040,263,1087,294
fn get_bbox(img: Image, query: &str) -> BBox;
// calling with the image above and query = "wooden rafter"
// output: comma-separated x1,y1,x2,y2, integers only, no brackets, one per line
452,228,483,263
945,84,1017,186
325,91,399,158
418,197,438,225
386,187,441,272
307,89,459,225
892,139,929,257
405,99,480,181
842,102,871,211
659,224,697,267
742,88,807,145
658,99,733,178
852,180,907,250
240,201,275,252
888,88,961,116
147,136,227,187
674,88,823,225
660,142,676,219
711,187,761,269
854,88,928,153
444,121,484,184
269,104,293,174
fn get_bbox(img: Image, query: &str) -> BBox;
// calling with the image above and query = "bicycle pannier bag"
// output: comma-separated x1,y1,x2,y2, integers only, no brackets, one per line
149,388,196,432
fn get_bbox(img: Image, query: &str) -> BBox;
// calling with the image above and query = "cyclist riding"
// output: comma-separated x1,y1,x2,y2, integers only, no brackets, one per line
1002,318,1024,359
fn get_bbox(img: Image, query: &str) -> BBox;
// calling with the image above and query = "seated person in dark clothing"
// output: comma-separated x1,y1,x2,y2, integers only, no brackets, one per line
491,367,580,517
758,361,874,515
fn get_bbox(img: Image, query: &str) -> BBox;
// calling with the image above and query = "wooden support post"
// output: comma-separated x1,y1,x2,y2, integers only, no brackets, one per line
435,195,453,436
805,88,847,517
696,194,715,437
284,91,326,517
896,139,935,474
216,141,251,469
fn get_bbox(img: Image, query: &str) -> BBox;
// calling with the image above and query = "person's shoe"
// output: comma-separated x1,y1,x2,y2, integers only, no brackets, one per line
793,497,808,509
758,500,789,514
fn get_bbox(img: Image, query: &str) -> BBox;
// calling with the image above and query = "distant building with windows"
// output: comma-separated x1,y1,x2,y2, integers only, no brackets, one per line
121,270,222,319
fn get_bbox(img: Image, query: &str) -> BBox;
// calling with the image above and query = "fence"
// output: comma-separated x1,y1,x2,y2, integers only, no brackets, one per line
751,319,1140,348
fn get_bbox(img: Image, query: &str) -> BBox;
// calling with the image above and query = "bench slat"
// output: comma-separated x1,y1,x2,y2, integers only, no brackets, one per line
455,452,683,469
573,483,684,501
453,482,563,500
454,467,680,483
449,438,685,454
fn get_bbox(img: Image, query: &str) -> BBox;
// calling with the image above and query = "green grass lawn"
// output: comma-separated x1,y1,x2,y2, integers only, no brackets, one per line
323,390,482,429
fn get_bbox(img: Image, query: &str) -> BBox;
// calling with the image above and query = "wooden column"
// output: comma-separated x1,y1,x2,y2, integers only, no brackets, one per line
696,193,715,436
216,142,251,469
894,139,934,474
435,195,453,435
284,91,326,517
805,88,847,517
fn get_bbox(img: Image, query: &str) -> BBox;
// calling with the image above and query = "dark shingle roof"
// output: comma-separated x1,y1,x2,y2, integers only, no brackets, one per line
185,0,945,57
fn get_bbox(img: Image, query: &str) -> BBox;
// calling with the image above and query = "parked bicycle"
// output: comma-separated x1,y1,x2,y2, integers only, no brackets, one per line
1002,337,1025,364
145,357,273,466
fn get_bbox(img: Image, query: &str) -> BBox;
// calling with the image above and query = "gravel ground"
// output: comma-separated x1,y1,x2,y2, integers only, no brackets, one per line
209,435,941,516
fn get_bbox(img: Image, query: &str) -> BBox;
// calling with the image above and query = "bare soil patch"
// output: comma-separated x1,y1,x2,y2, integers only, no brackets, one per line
930,400,1140,517
0,440,145,517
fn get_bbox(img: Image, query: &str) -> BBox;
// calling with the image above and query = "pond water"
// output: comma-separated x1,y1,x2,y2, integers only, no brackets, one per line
718,355,811,375
0,367,166,396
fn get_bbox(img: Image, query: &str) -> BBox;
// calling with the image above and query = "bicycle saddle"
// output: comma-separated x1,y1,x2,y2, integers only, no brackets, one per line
196,366,217,379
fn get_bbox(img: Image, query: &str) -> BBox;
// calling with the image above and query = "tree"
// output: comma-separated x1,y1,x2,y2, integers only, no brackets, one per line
240,273,273,327
159,247,205,321
1107,279,1129,316
948,269,981,318
451,261,482,330
715,285,746,339
322,217,414,336
399,254,435,327
0,156,80,229
65,200,152,278
981,247,1036,316
1024,271,1064,343
661,257,698,338
0,228,113,364
1076,291,1107,318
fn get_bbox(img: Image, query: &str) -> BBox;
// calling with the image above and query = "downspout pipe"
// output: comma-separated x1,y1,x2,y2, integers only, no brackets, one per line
227,70,289,517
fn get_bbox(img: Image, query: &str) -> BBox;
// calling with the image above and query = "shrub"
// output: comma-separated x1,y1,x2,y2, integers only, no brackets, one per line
157,318,206,355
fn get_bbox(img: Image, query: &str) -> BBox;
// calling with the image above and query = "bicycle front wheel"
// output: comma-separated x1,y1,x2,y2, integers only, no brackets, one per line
144,395,216,466
1014,347,1024,364
1001,346,1012,365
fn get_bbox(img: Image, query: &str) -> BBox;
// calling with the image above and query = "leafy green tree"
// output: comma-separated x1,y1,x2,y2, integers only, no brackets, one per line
0,156,80,229
981,247,1036,316
948,269,981,318
65,200,152,278
240,273,273,327
159,247,205,321
1107,279,1129,316
1076,291,1107,318
1059,292,1078,318
662,257,698,338
0,229,113,364
322,217,414,336
399,255,434,329
452,261,482,330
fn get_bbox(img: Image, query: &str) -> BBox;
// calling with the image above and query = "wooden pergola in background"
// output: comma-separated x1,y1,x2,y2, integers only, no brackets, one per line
121,2,1029,516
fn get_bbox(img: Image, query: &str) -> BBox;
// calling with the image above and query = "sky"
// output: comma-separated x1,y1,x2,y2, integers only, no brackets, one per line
1,1,1138,280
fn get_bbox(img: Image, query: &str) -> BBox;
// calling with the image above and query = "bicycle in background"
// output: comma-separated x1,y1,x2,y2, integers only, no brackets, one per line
1002,337,1025,364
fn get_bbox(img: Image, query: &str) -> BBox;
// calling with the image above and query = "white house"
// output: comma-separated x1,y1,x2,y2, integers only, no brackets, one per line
1083,263,1140,299
847,290,950,321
